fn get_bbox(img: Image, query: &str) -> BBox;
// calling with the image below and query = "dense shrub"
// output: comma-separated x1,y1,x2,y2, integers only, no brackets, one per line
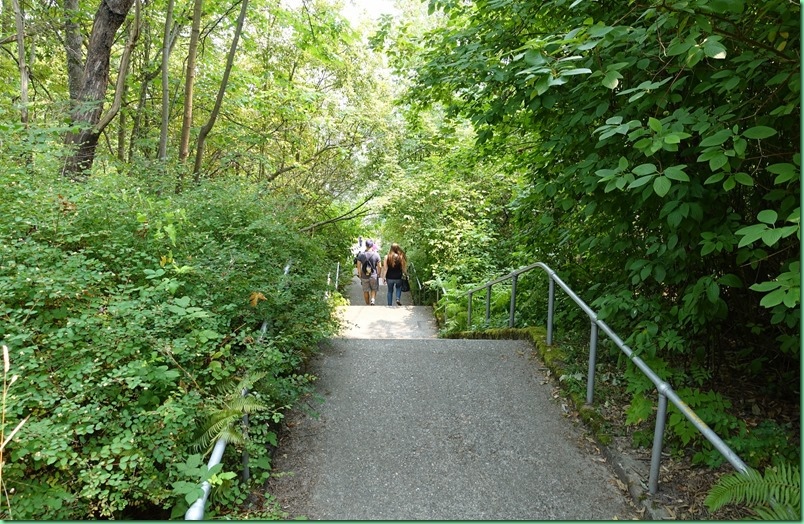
0,171,344,519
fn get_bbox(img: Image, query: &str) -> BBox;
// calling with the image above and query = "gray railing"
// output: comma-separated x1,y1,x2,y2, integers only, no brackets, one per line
185,262,293,520
460,262,748,495
405,263,425,305
431,275,448,325
326,261,341,297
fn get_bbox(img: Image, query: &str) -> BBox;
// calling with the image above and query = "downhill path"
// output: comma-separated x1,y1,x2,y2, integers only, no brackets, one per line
267,274,637,520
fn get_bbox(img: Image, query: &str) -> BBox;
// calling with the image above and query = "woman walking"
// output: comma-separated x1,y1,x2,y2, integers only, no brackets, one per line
382,243,408,306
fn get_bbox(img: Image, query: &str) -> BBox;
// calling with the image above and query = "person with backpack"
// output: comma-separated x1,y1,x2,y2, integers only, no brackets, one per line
355,240,381,305
381,243,408,307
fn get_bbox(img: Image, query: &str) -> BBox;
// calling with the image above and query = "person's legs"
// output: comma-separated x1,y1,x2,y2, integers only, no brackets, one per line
386,279,400,305
368,276,379,304
395,280,403,303
360,277,371,304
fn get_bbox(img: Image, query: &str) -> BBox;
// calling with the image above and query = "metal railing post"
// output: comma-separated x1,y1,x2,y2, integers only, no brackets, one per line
546,277,555,345
485,286,491,323
586,321,598,405
509,275,518,328
649,392,669,495
467,291,473,329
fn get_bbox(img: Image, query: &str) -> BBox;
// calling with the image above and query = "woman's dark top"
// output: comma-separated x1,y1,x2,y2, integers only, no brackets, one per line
385,253,405,280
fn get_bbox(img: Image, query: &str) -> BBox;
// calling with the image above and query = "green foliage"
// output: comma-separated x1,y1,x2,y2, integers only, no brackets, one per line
391,0,800,473
697,420,800,470
378,112,521,311
406,0,800,358
705,463,800,520
0,168,345,518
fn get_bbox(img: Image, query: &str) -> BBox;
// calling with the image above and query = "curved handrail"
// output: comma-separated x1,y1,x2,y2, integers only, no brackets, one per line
460,262,748,495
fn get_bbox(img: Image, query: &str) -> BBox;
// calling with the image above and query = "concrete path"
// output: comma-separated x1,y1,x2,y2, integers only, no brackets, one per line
267,277,637,520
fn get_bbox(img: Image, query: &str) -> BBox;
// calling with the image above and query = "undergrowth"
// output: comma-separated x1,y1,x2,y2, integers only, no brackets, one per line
0,170,349,519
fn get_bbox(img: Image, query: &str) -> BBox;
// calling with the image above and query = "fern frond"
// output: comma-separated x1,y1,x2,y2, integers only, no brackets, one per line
192,380,272,454
752,500,800,521
226,396,270,414
705,464,801,521
705,468,765,510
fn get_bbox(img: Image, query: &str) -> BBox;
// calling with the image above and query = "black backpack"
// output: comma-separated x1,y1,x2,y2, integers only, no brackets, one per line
361,255,374,278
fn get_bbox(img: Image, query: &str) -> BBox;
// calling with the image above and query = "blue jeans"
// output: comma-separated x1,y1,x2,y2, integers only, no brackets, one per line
386,279,402,305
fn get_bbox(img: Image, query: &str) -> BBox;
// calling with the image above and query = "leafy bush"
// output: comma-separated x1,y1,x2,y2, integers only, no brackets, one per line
0,171,345,519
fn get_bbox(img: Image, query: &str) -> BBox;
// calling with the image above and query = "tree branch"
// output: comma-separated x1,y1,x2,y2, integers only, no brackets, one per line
298,196,374,233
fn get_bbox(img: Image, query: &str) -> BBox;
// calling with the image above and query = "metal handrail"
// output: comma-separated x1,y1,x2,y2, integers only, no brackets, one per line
405,263,424,305
432,275,448,325
461,262,748,495
184,437,229,520
186,261,293,519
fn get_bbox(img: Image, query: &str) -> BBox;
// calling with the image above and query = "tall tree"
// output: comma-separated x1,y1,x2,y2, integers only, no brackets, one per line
11,0,27,126
62,0,135,179
63,0,83,104
404,0,800,395
177,0,202,186
158,0,174,162
192,0,249,181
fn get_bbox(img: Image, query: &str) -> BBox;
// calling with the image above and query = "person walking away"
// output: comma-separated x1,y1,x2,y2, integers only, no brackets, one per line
356,240,381,305
381,243,408,306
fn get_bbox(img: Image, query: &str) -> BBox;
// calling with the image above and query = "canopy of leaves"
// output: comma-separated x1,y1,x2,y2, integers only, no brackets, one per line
403,0,800,376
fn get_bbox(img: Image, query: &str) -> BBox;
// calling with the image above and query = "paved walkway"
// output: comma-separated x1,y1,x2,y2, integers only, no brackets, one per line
267,276,637,520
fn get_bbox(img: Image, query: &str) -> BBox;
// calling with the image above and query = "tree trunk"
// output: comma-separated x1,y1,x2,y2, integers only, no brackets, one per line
94,0,139,132
62,0,135,179
178,0,202,189
192,0,249,181
129,15,181,163
158,0,174,162
12,0,27,126
64,0,83,105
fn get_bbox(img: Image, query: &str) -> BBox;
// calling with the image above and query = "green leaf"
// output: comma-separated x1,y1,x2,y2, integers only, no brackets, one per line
742,126,777,139
664,165,689,181
761,228,784,246
653,176,671,197
750,281,781,292
700,129,732,147
736,224,767,247
759,288,786,308
767,163,798,184
667,38,692,57
632,163,657,176
648,117,662,132
757,210,778,224
708,0,744,14
718,274,743,288
628,176,654,189
709,154,729,172
174,296,191,308
560,68,592,76
602,70,621,89
702,37,727,59
733,172,753,186
706,280,720,303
